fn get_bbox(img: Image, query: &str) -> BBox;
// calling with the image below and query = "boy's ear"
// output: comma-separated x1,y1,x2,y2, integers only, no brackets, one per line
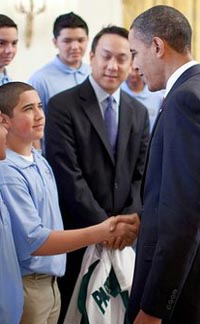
1,113,11,130
52,37,57,48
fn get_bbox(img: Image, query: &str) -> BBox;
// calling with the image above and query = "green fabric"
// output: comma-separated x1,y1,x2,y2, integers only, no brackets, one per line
78,260,100,324
77,260,130,324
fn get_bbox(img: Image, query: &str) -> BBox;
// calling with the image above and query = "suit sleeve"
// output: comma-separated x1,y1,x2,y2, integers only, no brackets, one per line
45,95,107,229
140,89,200,319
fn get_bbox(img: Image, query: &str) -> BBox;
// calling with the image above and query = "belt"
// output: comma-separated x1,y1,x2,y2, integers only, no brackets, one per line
23,273,57,283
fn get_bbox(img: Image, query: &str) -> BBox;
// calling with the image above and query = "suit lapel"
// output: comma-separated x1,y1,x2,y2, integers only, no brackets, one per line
115,91,133,166
140,99,166,199
79,79,115,164
141,64,200,200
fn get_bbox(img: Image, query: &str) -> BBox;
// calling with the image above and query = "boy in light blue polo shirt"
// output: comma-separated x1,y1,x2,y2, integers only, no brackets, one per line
0,14,18,85
121,66,164,132
0,111,23,324
28,12,90,153
28,12,90,114
0,81,136,323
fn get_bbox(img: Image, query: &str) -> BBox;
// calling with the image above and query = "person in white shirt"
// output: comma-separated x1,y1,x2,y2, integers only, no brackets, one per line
128,5,200,324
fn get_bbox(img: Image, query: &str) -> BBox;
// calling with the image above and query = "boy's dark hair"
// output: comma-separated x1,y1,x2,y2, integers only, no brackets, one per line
0,14,17,29
53,12,88,38
91,25,129,53
0,82,35,117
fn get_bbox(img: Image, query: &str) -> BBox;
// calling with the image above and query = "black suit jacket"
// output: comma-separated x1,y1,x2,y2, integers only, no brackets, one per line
45,78,149,229
129,64,200,323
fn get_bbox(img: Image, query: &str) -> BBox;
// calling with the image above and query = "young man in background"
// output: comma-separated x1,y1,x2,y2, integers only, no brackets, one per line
28,12,90,113
0,14,18,85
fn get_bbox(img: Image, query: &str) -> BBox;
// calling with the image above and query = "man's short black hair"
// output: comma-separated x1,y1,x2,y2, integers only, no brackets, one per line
53,12,88,38
130,5,192,54
91,25,129,53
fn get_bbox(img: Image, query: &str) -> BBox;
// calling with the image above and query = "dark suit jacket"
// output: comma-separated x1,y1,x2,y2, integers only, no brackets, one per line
45,78,149,229
128,64,200,323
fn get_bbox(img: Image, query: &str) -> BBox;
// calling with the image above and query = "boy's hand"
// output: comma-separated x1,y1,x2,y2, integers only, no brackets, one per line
103,213,140,249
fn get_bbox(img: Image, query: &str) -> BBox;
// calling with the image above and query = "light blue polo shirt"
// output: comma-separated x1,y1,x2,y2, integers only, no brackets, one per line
28,55,91,113
0,148,66,277
121,81,164,132
0,193,23,324
0,69,11,85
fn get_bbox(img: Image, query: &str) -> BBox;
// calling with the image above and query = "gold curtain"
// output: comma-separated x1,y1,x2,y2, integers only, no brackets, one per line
122,0,200,61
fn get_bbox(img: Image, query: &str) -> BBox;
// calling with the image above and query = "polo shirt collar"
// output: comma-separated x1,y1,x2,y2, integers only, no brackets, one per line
0,69,10,85
54,55,88,75
5,148,40,169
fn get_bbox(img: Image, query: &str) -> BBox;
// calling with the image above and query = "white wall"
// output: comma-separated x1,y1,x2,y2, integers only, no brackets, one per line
1,0,122,81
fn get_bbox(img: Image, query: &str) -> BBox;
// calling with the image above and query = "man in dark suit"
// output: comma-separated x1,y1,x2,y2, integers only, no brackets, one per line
128,5,200,324
46,25,149,323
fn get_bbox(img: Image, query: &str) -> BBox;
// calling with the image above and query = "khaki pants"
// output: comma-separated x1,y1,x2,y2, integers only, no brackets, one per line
20,274,61,324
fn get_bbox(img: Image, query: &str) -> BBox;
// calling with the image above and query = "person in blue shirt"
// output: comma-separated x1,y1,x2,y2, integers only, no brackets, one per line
0,81,136,324
28,12,90,152
0,14,18,85
0,111,23,324
28,12,90,114
121,66,164,131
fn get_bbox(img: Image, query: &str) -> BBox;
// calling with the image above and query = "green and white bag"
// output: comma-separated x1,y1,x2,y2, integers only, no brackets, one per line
64,244,135,324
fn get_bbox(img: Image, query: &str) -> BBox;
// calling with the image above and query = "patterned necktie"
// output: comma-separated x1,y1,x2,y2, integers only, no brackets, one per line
104,96,118,154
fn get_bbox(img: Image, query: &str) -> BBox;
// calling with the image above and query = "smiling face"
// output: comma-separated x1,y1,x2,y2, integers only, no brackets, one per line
0,27,18,72
129,28,165,91
90,33,131,94
53,27,88,69
6,90,45,149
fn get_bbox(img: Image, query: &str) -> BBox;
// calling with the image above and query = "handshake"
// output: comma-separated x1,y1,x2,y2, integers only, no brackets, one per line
99,213,140,250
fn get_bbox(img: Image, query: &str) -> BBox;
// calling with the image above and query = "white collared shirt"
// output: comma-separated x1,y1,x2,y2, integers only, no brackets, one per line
164,60,198,98
89,75,120,126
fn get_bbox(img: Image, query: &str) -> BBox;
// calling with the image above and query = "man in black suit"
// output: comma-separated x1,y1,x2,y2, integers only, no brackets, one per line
46,25,149,323
128,5,200,324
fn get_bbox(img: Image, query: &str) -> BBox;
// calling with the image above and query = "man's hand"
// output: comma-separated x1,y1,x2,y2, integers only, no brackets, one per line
103,213,140,250
133,310,162,324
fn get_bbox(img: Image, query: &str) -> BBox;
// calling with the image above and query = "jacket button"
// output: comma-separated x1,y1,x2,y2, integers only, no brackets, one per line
114,182,118,189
